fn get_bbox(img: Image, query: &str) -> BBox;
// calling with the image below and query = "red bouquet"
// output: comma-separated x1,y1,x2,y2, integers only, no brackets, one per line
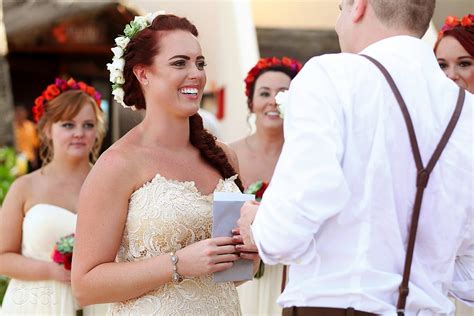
245,181,269,278
245,181,269,202
51,234,74,270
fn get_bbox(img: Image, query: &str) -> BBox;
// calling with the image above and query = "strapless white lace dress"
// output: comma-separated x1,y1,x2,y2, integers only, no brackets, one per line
108,174,242,316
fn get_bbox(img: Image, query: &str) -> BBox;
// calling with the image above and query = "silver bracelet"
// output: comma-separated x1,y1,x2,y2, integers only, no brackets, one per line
170,252,183,284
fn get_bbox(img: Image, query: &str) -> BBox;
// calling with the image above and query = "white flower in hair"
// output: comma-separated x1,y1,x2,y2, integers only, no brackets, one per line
107,10,166,109
111,47,124,59
114,36,130,49
146,10,165,24
112,87,125,105
275,90,289,119
133,16,148,29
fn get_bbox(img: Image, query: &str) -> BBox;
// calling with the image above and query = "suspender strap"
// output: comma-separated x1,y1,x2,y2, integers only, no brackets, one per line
360,54,465,315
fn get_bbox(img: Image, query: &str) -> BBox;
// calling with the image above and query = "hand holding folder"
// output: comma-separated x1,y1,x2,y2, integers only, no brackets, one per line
212,192,255,282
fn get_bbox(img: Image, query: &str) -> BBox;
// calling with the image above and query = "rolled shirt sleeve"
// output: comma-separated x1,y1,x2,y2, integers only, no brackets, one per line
251,59,351,266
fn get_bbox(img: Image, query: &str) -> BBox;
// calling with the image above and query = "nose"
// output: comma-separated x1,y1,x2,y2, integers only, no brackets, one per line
445,66,459,81
73,127,85,138
188,64,205,81
269,93,278,107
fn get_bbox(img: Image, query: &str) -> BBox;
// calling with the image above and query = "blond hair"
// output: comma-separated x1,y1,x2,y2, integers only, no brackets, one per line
346,0,435,36
37,90,106,165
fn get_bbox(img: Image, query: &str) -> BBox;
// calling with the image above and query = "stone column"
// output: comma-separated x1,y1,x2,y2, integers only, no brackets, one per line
0,0,14,147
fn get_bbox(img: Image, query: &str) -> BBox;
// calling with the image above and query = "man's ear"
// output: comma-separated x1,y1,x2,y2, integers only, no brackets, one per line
133,64,149,86
351,0,368,23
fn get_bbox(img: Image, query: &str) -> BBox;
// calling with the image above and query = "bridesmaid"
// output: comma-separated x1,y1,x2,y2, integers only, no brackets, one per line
0,78,106,315
230,56,301,316
434,14,474,94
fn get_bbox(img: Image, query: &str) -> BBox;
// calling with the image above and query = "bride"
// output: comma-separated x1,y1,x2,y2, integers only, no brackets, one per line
0,78,106,315
71,12,258,315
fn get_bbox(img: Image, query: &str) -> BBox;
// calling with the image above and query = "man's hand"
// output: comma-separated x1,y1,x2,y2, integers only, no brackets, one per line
236,200,260,252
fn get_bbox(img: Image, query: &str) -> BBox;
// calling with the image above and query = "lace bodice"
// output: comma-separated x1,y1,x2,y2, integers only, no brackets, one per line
108,174,242,315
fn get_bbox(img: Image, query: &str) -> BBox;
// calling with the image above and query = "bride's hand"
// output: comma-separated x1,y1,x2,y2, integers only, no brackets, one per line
176,237,239,277
232,228,260,273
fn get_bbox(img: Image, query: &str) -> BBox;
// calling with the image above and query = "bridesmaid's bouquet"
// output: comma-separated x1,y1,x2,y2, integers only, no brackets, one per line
245,181,269,278
245,181,269,203
51,234,74,270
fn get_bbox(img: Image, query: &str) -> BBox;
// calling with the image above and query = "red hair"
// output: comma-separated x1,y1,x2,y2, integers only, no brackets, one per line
435,28,474,56
434,15,474,56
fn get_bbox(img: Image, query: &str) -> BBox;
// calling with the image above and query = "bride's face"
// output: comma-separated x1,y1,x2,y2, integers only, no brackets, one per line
143,30,207,118
49,103,98,161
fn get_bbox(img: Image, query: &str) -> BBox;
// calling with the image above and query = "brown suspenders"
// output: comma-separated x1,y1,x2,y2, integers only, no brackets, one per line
361,54,466,315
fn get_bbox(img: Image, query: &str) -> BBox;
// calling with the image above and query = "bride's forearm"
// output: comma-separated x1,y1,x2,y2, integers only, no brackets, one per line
72,254,173,307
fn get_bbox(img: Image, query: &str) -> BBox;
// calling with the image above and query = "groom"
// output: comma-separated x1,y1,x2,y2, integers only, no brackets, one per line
237,0,474,315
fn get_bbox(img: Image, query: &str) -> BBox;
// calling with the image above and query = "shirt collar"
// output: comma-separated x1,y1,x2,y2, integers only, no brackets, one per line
360,35,439,70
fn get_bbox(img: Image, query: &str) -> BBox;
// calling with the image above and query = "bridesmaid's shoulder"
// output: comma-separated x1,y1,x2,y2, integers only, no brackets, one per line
217,140,239,173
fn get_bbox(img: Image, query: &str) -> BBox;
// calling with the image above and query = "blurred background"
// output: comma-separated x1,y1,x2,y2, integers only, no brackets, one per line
0,0,472,147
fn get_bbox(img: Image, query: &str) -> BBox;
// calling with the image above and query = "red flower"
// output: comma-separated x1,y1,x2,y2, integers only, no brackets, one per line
271,57,280,65
461,16,472,27
67,78,77,88
43,84,61,100
33,78,102,121
77,82,87,92
63,253,73,270
255,182,269,200
51,234,74,270
445,16,460,27
51,246,66,264
34,96,44,107
281,57,292,67
86,86,96,96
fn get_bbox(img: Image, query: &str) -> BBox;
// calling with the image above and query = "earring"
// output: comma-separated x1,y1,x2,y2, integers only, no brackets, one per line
143,80,149,86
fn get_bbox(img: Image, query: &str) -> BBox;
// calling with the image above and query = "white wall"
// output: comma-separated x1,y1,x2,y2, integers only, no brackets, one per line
251,0,340,29
0,0,7,56
124,0,260,142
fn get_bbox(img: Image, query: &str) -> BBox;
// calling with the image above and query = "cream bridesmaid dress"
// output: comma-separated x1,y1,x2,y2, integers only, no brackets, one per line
1,204,108,315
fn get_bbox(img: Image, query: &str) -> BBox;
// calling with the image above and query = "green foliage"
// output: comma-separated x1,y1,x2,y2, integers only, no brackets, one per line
0,275,9,306
0,147,17,206
56,234,75,254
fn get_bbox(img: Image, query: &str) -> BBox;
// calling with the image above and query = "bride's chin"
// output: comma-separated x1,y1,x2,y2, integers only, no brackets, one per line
182,106,201,117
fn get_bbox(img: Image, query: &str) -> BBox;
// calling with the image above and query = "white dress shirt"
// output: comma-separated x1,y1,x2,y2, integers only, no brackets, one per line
251,36,474,316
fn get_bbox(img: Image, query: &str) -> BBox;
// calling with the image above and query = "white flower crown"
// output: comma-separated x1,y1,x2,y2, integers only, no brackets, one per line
107,11,166,110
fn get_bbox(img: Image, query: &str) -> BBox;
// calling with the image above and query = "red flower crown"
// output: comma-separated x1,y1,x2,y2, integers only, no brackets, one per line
438,14,474,39
33,78,102,123
244,56,302,97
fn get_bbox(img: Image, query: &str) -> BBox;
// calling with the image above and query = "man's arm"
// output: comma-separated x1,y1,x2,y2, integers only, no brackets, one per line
251,59,351,266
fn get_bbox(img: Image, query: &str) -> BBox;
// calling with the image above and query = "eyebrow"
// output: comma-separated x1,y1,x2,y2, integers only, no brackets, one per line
168,55,205,60
457,56,473,59
257,86,288,90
